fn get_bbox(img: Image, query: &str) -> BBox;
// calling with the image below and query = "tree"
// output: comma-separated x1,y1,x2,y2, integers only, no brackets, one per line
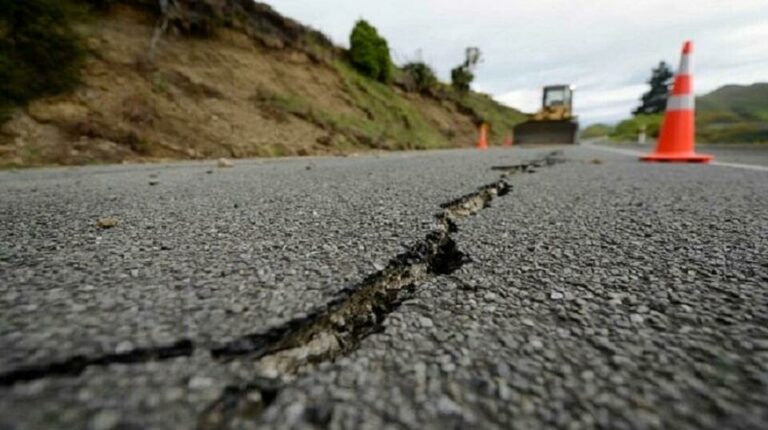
633,61,674,115
451,47,482,92
349,20,392,83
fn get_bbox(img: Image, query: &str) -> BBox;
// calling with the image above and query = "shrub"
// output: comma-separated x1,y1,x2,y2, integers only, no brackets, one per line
450,47,481,93
349,20,392,83
402,62,438,93
0,0,85,120
450,66,474,93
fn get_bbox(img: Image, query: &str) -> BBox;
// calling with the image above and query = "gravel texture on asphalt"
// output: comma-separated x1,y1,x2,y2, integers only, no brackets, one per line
0,151,514,370
693,144,768,166
1,146,767,429
592,140,768,167
252,149,768,429
0,148,537,428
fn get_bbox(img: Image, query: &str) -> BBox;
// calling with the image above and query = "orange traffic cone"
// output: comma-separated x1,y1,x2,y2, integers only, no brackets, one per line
641,41,712,163
476,123,489,150
503,132,514,147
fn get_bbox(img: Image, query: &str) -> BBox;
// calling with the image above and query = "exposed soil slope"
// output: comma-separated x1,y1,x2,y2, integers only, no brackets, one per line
0,1,525,167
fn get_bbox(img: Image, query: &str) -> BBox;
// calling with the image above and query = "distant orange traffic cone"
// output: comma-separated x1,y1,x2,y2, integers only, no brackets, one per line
641,41,712,163
476,123,489,150
503,132,514,147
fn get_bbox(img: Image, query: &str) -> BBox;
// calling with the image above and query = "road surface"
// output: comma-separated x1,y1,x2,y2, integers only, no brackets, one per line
1,145,767,429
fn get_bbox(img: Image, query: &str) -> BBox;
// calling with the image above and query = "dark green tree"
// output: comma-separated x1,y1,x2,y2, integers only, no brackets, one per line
451,47,481,92
633,61,674,115
349,20,392,83
450,67,473,93
0,0,85,121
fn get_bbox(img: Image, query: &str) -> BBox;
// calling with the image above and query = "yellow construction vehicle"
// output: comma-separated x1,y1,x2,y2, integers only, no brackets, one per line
513,85,579,144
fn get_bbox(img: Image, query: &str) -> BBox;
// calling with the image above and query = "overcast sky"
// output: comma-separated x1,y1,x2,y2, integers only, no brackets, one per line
271,0,767,124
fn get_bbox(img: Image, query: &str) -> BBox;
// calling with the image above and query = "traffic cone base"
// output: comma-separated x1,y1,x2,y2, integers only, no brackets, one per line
640,153,713,163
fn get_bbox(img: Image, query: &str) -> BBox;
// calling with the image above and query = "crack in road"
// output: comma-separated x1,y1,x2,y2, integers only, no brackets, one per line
0,150,566,427
198,151,565,428
207,179,516,364
0,340,194,386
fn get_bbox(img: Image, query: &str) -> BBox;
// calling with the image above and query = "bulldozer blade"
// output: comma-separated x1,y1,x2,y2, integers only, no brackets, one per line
513,120,579,145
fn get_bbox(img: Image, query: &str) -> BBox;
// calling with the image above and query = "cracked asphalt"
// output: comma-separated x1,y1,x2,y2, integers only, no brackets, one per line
1,145,767,429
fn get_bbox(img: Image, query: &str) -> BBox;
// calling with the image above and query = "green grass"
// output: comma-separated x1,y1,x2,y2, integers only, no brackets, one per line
697,122,768,143
255,60,528,151
609,114,663,142
451,90,527,140
333,60,447,149
258,61,450,151
580,123,612,139
261,60,444,149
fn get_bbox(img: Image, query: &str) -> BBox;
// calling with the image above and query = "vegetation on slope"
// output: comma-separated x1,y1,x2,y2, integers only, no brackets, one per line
697,83,768,120
580,124,612,140
0,0,86,122
252,61,446,151
453,91,527,140
696,83,768,143
348,20,392,84
609,114,663,142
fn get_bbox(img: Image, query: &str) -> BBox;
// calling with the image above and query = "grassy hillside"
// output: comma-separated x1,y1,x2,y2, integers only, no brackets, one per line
0,0,525,167
696,83,768,143
697,83,768,121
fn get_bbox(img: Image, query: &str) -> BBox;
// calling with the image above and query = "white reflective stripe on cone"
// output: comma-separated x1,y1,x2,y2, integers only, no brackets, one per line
666,95,695,111
678,53,692,75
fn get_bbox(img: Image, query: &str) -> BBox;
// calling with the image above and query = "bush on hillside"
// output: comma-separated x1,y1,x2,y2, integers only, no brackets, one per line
402,62,438,93
0,0,85,121
450,66,474,93
349,20,392,83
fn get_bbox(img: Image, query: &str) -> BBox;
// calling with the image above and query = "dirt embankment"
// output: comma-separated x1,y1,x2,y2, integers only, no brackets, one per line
0,1,525,167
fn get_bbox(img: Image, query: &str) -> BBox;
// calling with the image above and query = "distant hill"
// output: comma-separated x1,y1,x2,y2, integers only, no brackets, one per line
696,83,768,143
698,83,768,121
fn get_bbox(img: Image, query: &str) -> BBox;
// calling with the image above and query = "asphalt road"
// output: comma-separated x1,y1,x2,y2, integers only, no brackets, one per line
1,145,767,429
587,140,768,168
